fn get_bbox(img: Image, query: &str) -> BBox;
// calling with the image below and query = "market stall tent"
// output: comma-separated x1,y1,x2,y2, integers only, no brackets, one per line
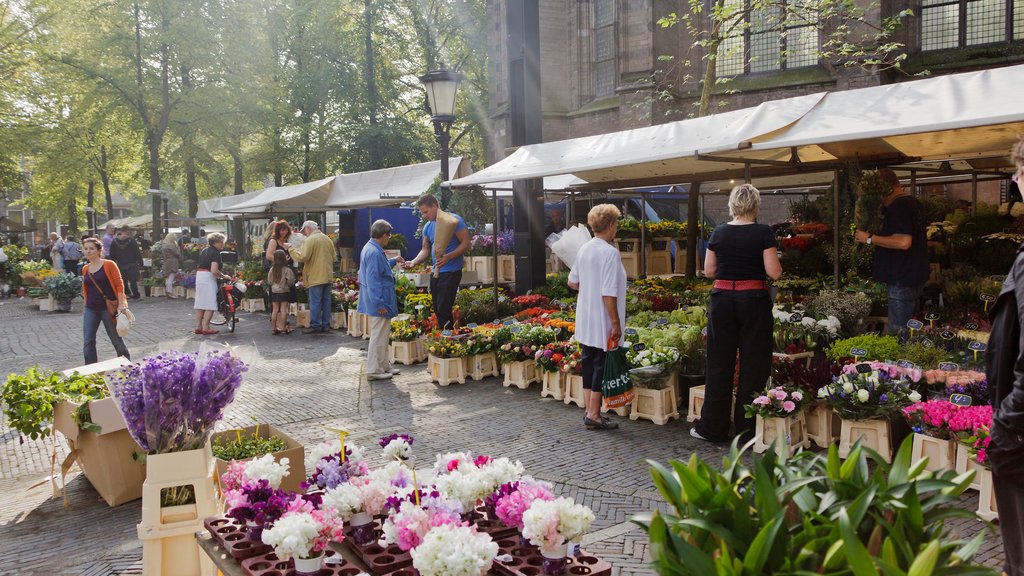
196,190,266,220
324,157,470,208
216,176,337,214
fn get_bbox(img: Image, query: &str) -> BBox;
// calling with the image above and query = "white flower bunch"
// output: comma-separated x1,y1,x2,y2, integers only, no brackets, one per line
521,497,595,552
261,511,320,561
627,346,680,367
410,524,499,576
305,439,365,470
322,483,362,520
477,457,525,494
382,437,413,462
435,467,493,511
244,454,290,488
433,451,475,475
369,460,413,489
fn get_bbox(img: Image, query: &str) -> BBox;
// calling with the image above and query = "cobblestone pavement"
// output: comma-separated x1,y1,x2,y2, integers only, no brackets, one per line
0,296,1007,574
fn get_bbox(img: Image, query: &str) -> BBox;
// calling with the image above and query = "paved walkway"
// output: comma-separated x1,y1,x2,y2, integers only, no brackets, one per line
0,296,1006,575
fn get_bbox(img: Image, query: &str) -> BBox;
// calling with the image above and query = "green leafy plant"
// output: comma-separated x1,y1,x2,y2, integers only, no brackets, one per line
635,437,992,575
212,429,288,461
385,232,408,252
826,334,900,363
1,369,107,440
808,290,872,336
900,342,951,370
855,170,889,233
42,272,83,301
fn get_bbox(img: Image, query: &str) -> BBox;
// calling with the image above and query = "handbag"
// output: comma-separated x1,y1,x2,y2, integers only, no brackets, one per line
116,308,135,336
85,265,121,318
601,338,636,408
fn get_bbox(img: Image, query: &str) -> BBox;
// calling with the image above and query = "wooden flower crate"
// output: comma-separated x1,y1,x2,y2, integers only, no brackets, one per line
150,286,167,297
977,466,999,521
563,374,585,408
838,418,892,462
540,370,565,400
330,311,347,330
503,360,538,390
954,443,984,492
240,298,265,313
390,340,427,365
347,310,363,337
805,403,840,448
910,433,957,473
428,355,466,386
466,352,500,381
753,413,810,456
629,385,679,425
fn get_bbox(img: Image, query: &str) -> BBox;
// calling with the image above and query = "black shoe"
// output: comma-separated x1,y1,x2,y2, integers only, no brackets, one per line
302,328,321,335
584,417,619,430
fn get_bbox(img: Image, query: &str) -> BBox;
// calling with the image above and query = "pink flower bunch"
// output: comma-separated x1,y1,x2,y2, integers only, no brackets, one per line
923,369,985,386
842,360,921,383
384,500,467,551
744,384,807,419
495,481,555,529
947,405,993,436
974,434,992,465
311,508,346,553
221,460,247,493
902,400,960,438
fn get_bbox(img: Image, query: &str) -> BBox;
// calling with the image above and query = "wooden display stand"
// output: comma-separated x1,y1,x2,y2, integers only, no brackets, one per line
296,309,311,328
139,445,218,576
645,238,673,275
186,288,196,299
503,360,538,389
673,240,689,275
240,299,265,313
466,352,500,381
686,384,735,424
616,239,640,278
629,385,680,425
977,466,999,521
540,370,565,400
497,255,515,283
174,286,187,298
467,256,495,284
838,418,892,462
330,311,347,330
390,340,427,365
563,374,585,408
954,443,984,491
805,403,840,448
150,286,167,297
361,313,371,340
428,355,466,386
910,433,956,473
753,413,810,456
347,310,363,337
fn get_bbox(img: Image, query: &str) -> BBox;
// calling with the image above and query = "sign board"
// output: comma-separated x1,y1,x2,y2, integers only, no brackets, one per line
924,312,939,321
968,341,987,352
441,330,453,337
632,343,646,352
467,323,478,329
850,347,868,357
789,313,804,323
921,338,935,348
965,322,979,331
906,319,924,331
896,360,915,369
981,294,996,302
938,362,960,372
624,328,638,336
503,319,516,326
949,393,973,407
510,325,522,333
939,330,955,340
855,363,873,374
656,317,669,325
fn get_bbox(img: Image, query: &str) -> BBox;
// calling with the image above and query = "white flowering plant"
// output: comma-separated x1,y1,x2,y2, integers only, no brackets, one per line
260,503,345,561
243,454,290,489
771,305,841,354
625,345,679,368
818,367,920,420
744,383,810,419
410,524,499,576
305,438,365,470
521,497,595,553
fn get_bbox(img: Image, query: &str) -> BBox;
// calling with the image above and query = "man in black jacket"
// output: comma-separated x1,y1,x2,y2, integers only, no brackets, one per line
109,225,143,299
986,136,1024,576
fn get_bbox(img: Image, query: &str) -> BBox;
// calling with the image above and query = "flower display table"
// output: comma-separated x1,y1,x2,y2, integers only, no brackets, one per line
390,340,427,365
497,255,515,283
563,374,585,408
186,288,197,299
805,403,840,448
540,370,565,400
428,354,466,386
330,311,347,330
240,298,265,313
629,385,679,425
347,310,363,337
954,443,984,491
753,413,810,456
296,309,311,328
150,286,167,297
503,360,538,390
174,286,187,298
838,418,892,462
466,256,495,284
977,466,999,522
910,433,957,473
644,238,673,275
466,352,500,381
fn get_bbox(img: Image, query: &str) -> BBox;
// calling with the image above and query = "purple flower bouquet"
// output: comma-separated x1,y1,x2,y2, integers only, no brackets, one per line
108,350,247,454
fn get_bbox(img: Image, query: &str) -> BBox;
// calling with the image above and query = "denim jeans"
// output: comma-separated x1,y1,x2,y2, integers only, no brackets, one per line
429,271,462,330
887,284,921,339
83,306,130,364
308,283,332,331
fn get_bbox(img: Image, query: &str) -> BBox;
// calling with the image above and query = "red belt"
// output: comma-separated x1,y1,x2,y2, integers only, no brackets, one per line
197,268,211,272
713,279,768,291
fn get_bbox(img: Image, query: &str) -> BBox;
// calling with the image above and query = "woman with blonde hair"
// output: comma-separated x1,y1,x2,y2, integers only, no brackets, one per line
567,204,627,430
81,237,130,363
161,232,181,298
691,183,781,443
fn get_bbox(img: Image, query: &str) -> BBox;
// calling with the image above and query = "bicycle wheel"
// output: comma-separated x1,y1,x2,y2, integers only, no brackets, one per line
227,310,236,333
210,312,227,326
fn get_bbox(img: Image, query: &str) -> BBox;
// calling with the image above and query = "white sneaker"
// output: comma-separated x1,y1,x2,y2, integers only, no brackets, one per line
690,427,709,441
390,368,401,375
367,373,393,381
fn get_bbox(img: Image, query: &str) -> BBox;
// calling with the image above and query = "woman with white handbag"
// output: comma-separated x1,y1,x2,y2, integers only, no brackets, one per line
81,237,131,364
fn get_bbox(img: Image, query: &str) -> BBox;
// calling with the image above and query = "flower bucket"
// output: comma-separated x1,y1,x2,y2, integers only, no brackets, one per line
955,443,984,491
541,546,568,576
910,433,956,473
540,370,565,400
838,417,892,462
293,552,323,575
753,413,810,457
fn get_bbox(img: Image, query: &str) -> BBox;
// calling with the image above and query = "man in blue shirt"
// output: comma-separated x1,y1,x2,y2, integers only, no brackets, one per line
402,193,470,330
359,219,404,380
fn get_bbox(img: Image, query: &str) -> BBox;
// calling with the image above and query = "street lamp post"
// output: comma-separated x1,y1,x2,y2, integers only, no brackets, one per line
418,69,464,208
147,189,169,238
83,206,96,236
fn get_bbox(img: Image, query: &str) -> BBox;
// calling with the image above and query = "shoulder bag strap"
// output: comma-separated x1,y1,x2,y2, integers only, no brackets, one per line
84,265,117,303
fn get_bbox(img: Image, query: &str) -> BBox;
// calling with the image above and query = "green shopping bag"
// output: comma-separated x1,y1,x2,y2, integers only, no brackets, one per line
602,339,635,408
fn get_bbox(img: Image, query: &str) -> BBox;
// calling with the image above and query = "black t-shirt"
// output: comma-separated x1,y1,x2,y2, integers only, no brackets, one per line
197,246,223,270
872,195,929,287
708,223,777,280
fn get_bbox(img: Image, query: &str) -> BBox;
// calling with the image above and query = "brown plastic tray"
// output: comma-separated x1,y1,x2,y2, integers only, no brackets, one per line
240,549,359,576
491,538,611,576
204,515,272,561
341,520,413,574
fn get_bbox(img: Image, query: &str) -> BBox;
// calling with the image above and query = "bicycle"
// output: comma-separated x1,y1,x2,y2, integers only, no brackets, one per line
209,276,246,333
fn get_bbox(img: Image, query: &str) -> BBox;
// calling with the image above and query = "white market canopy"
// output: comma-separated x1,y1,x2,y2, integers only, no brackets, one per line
196,189,266,220
450,64,1024,190
99,214,156,229
214,158,469,215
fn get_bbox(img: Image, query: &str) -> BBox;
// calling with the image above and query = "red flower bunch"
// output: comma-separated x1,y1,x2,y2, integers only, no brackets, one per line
515,307,557,320
643,293,680,312
513,294,551,310
780,236,817,252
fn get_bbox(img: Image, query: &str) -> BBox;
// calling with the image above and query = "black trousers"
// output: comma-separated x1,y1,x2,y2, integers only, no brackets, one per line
695,289,773,441
121,264,140,298
430,270,462,330
994,470,1024,576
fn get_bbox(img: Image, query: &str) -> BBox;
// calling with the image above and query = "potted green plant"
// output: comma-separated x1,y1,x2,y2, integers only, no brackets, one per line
42,272,82,312
210,424,305,493
636,437,991,574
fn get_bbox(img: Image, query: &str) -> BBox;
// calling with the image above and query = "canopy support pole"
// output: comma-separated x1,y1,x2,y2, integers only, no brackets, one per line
833,170,841,289
685,182,701,278
640,192,648,279
493,189,499,313
971,173,978,217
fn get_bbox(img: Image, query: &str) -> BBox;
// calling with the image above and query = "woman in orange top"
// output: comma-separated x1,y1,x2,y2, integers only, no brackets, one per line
81,237,130,364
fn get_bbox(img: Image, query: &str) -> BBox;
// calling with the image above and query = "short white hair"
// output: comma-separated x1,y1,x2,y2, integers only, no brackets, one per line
301,220,319,231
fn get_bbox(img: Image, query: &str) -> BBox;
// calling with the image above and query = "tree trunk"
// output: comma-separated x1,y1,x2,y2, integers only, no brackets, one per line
100,145,114,219
66,191,78,234
86,180,95,234
230,138,245,250
273,128,283,186
364,0,378,128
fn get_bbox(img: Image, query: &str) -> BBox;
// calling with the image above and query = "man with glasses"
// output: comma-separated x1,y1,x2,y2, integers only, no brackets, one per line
359,220,405,380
